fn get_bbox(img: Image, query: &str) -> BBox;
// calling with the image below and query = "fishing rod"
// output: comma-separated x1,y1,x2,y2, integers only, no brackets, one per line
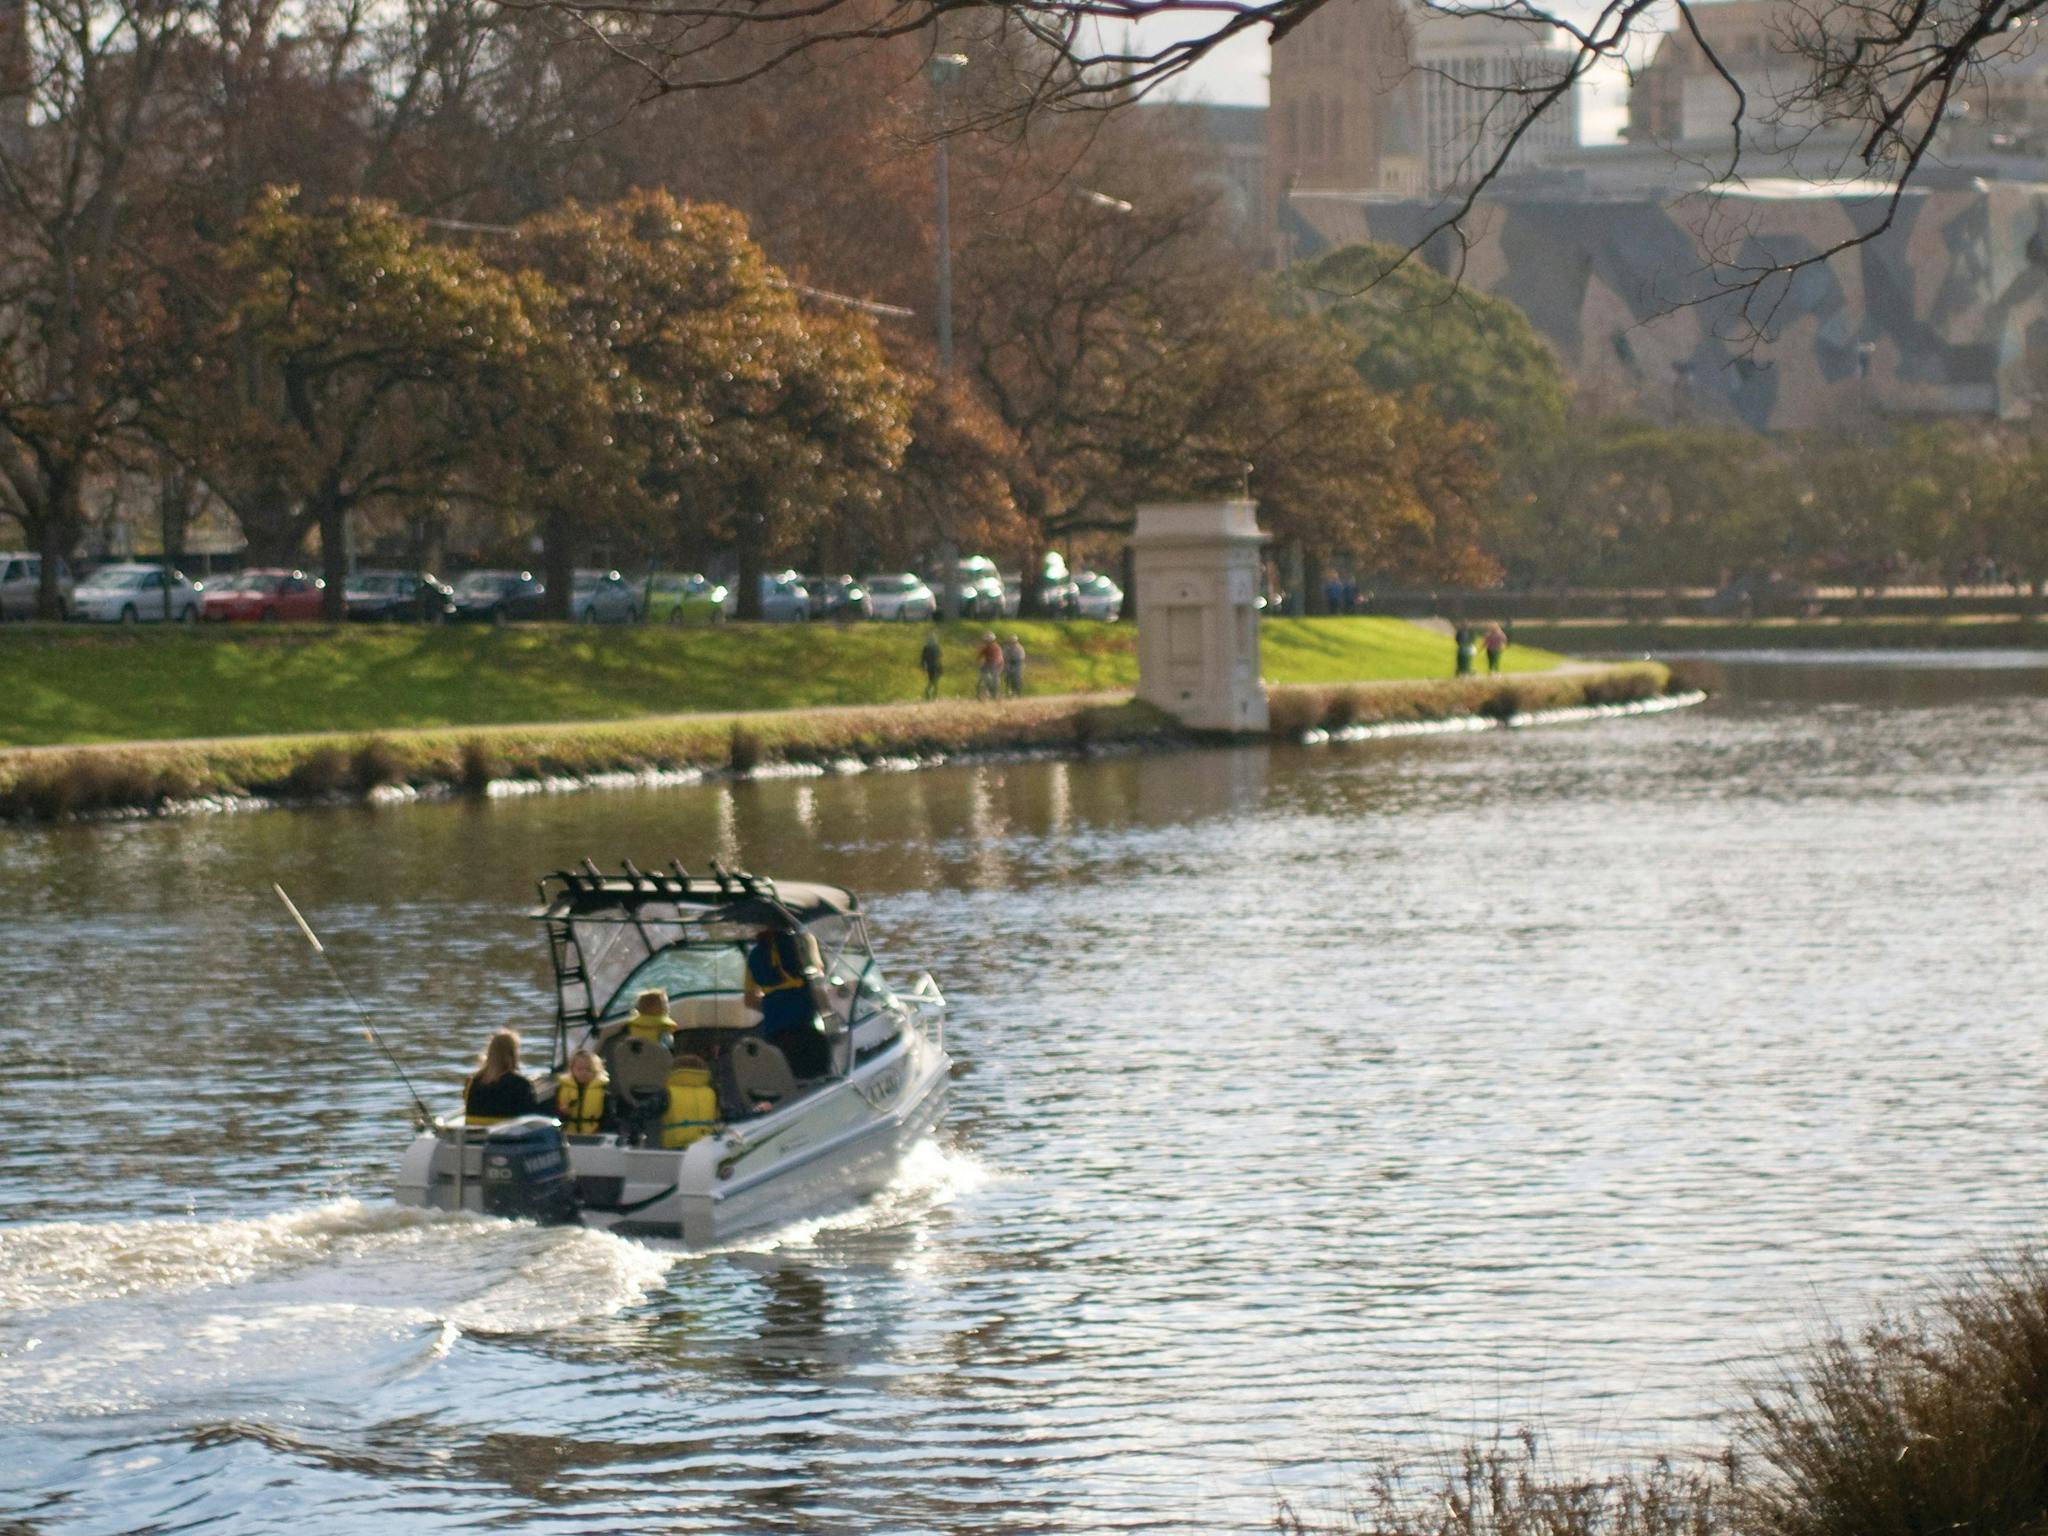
272,883,434,1127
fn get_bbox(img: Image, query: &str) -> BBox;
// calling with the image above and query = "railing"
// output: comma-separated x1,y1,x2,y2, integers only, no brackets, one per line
902,971,947,1054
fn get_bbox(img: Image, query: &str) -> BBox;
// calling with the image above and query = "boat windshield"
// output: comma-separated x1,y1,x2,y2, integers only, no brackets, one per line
585,912,895,1031
598,942,748,1021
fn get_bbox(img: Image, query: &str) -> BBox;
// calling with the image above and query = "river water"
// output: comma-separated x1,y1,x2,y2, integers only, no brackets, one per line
4,656,2047,1534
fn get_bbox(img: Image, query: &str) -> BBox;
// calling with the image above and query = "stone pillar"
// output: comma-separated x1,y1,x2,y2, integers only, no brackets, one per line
1129,498,1269,734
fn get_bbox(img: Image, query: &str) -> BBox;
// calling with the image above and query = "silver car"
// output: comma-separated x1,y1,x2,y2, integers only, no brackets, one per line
720,575,812,621
71,563,202,623
571,569,642,624
0,552,75,620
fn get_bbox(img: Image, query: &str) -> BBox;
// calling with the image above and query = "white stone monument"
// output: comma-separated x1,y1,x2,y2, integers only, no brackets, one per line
1129,498,1269,734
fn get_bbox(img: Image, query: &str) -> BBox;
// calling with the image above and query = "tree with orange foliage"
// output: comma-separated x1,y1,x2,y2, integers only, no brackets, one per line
509,190,914,618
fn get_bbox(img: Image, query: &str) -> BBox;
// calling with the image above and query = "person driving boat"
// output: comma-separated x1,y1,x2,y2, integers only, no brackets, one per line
744,925,830,1079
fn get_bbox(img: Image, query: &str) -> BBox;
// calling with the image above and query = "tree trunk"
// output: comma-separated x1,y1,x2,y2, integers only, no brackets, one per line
316,493,350,620
35,462,81,620
1018,536,1045,618
1119,542,1138,624
1284,540,1305,617
935,535,959,621
2030,575,2044,623
735,506,765,621
542,506,577,621
1303,546,1329,616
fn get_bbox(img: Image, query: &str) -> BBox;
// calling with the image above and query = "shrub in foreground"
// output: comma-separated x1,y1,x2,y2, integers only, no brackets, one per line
1290,1251,2048,1536
1277,1440,1732,1536
1738,1251,2048,1536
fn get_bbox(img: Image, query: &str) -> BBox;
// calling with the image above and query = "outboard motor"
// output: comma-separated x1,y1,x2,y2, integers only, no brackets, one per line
478,1116,580,1225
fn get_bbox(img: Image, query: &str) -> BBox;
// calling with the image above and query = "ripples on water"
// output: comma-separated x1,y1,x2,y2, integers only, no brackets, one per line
4,657,2048,1532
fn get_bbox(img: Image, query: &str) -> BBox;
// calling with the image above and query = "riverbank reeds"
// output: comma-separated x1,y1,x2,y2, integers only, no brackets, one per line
0,663,1672,822
1264,663,1671,739
1283,1249,2048,1536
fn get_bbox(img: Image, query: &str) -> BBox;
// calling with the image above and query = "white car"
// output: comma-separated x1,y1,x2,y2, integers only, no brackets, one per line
721,575,812,622
71,563,201,623
863,572,938,621
1073,571,1124,621
0,552,74,620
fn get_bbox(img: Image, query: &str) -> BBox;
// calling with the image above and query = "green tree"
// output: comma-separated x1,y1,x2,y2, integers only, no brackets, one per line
1272,242,1570,463
155,188,580,617
511,190,912,618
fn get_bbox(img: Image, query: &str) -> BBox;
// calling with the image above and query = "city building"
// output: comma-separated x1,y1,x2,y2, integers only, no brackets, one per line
1410,10,1580,196
1281,176,2048,430
1263,0,1581,256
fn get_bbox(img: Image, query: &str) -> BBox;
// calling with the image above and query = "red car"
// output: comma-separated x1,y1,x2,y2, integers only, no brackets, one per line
199,568,326,622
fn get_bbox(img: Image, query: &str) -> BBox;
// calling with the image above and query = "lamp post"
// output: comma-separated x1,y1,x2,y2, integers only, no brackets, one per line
927,52,968,373
927,51,968,619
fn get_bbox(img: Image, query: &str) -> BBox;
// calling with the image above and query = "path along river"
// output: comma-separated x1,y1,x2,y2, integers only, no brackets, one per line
4,655,2047,1534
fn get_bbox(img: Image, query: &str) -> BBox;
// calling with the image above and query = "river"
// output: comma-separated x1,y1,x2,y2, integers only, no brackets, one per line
4,655,2047,1533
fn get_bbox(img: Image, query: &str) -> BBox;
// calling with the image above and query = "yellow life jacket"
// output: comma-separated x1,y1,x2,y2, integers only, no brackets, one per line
624,1013,676,1043
661,1065,720,1150
752,932,813,994
554,1074,607,1135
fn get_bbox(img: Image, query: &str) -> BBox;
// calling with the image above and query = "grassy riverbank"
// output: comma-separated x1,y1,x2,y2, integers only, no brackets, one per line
0,616,1564,748
1283,1250,2048,1536
1511,616,2046,654
0,661,1670,821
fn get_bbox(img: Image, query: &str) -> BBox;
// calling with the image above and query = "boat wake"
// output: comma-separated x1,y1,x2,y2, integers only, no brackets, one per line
701,1137,992,1256
0,1198,675,1423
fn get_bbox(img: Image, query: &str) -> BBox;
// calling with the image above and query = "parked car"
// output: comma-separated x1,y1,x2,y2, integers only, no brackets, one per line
71,563,202,624
864,572,938,622
344,569,454,623
1072,570,1125,621
571,568,641,624
448,569,547,623
199,568,325,622
939,555,1007,618
1039,552,1081,616
804,574,871,620
0,553,75,620
722,574,812,622
644,572,728,626
1003,554,1080,617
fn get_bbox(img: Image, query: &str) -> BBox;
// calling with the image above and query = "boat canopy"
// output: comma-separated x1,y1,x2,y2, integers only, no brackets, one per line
531,861,880,1064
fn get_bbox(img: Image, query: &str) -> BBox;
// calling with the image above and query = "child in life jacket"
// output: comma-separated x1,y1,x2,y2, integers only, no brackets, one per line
553,1047,609,1135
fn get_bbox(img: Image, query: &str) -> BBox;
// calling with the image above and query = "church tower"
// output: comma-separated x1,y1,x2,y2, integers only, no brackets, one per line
1263,0,1417,259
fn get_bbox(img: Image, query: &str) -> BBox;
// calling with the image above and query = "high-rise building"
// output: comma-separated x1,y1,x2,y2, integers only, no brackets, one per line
1410,10,1580,195
1264,0,1582,256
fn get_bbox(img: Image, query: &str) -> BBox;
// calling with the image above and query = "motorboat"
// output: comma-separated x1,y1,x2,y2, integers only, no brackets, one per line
394,860,951,1245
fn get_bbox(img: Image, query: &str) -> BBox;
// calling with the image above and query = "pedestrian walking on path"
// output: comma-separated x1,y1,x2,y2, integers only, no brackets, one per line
1454,625,1476,677
1484,623,1507,675
1002,635,1026,697
920,627,943,700
976,633,1003,700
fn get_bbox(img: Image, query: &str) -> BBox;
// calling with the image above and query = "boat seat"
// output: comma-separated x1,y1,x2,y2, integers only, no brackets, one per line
605,1034,673,1145
729,1036,799,1109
